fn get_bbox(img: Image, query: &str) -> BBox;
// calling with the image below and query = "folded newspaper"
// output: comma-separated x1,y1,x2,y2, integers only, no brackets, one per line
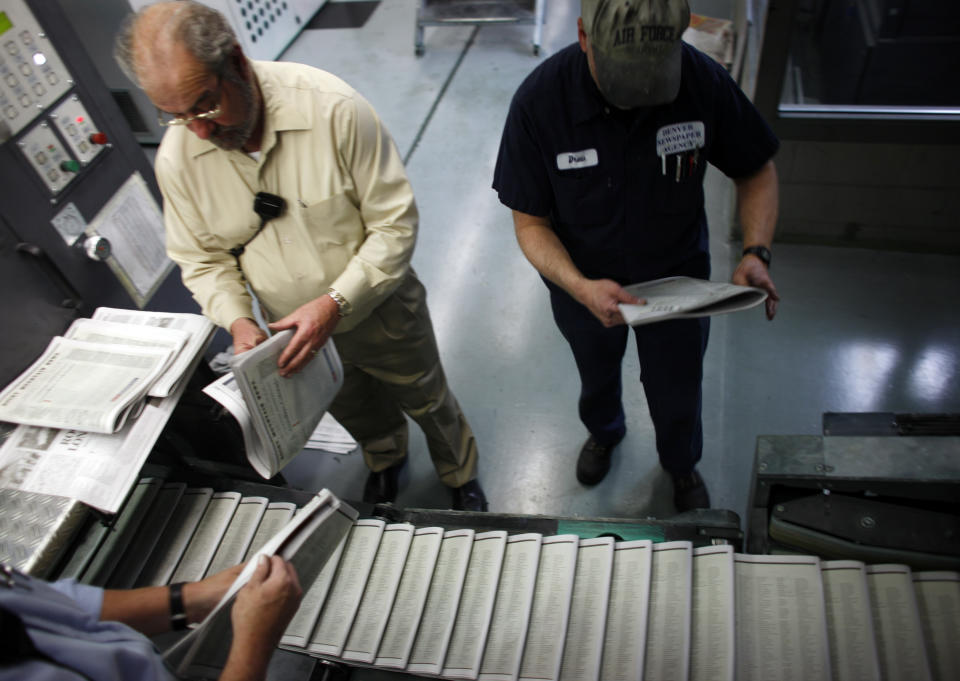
203,330,344,479
0,307,215,434
618,276,767,326
163,489,358,678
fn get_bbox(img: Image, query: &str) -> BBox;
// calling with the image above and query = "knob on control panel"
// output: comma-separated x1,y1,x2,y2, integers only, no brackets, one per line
83,235,111,261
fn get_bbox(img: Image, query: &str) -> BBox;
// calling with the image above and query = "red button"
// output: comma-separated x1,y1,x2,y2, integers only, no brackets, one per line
89,132,108,145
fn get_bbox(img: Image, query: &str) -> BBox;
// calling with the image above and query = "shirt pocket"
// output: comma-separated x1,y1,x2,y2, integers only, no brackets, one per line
551,167,616,226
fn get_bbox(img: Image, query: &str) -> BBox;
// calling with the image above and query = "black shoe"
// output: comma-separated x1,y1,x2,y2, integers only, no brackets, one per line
576,434,624,485
451,479,488,512
363,458,406,504
671,469,710,512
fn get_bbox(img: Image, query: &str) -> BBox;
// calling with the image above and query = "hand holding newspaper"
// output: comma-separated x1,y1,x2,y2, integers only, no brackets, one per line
203,330,344,479
617,276,767,326
163,489,358,678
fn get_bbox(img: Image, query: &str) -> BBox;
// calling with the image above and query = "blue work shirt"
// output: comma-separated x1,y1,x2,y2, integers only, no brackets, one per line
493,42,780,284
0,572,176,681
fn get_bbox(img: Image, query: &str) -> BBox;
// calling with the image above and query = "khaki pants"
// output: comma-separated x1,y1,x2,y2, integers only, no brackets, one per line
328,272,478,488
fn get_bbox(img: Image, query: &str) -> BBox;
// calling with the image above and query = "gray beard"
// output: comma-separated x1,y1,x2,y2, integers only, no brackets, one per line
209,76,258,151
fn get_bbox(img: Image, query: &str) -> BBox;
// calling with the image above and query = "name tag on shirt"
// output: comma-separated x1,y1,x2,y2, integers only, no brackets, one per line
556,148,599,170
656,121,705,156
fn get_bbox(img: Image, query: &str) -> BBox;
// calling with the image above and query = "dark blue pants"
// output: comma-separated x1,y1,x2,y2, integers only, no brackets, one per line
548,285,709,476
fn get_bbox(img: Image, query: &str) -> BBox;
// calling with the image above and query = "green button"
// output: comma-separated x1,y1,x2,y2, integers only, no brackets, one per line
59,159,80,173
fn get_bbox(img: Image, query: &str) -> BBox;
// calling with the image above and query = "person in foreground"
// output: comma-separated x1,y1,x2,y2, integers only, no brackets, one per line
493,0,780,513
0,555,301,681
114,1,486,512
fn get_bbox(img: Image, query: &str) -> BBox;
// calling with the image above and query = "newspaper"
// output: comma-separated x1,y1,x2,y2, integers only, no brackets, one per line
91,307,216,397
63,318,189,399
0,336,173,434
203,330,344,479
0,398,176,513
618,276,767,326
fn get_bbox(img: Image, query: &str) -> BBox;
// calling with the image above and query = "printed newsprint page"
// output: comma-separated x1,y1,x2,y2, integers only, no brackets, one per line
91,307,215,398
135,488,213,587
644,541,693,681
442,531,509,679
865,564,933,681
599,539,653,681
169,491,241,583
166,490,357,677
912,571,960,681
202,372,268,471
618,276,767,326
228,329,344,479
734,553,831,681
342,523,416,664
407,529,476,676
559,537,615,681
690,545,735,681
0,404,170,514
479,533,543,681
0,336,172,433
64,318,189,398
204,496,268,577
243,502,297,560
517,535,579,681
820,561,882,681
374,527,445,669
308,519,385,658
279,530,348,649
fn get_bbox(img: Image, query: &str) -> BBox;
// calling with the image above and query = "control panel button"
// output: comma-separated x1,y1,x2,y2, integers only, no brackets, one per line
89,132,107,145
59,159,79,173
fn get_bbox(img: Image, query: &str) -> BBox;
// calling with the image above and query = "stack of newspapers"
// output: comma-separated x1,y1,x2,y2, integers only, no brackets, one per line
163,489,959,681
201,329,344,479
0,307,215,434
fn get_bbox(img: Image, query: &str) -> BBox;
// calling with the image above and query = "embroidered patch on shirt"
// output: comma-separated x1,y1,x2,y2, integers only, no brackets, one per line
556,148,599,170
655,121,706,156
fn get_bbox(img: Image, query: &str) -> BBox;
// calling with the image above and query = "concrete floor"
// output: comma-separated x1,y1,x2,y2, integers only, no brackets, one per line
276,0,960,532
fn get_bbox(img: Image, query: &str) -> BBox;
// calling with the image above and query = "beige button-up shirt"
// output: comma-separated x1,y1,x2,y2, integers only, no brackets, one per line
156,61,417,333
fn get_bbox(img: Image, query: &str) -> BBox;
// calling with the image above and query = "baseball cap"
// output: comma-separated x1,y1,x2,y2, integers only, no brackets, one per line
581,0,690,109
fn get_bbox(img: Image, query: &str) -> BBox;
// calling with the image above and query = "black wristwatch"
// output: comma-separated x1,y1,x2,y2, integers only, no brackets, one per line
742,245,772,268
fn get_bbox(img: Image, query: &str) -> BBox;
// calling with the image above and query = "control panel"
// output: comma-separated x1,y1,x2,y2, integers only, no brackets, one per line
0,3,72,138
50,95,108,164
18,118,77,193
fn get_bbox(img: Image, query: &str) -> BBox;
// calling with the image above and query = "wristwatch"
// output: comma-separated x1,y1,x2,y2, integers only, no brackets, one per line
327,287,352,318
742,245,772,269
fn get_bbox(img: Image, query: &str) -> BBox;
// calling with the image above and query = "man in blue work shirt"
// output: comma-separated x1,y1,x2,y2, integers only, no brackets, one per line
493,0,780,512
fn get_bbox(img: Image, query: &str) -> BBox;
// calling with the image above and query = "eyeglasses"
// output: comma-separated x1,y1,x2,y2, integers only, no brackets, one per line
156,76,224,127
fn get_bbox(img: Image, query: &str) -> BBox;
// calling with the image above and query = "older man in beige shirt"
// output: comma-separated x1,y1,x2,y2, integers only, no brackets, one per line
115,1,485,511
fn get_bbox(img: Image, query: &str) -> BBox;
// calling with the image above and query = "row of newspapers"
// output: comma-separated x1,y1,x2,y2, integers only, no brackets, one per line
132,489,960,681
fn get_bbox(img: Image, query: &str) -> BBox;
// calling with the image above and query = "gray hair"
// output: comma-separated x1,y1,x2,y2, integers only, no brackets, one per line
114,1,238,86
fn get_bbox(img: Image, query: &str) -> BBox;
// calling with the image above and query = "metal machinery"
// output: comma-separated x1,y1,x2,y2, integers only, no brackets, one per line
747,413,960,571
0,0,204,389
415,0,545,56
